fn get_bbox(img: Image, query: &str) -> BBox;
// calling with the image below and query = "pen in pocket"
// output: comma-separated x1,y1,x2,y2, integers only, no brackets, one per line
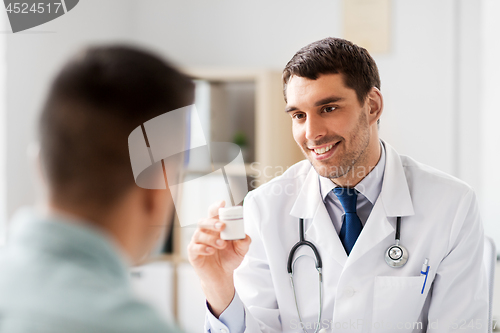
420,258,430,294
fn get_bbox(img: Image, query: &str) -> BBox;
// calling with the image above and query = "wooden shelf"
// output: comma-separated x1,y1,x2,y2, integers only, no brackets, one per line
184,67,303,185
185,163,258,177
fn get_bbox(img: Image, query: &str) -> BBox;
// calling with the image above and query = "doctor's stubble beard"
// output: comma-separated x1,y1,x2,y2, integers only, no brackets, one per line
299,111,372,182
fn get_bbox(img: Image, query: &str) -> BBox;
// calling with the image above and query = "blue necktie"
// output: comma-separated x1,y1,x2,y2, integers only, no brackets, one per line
333,187,363,255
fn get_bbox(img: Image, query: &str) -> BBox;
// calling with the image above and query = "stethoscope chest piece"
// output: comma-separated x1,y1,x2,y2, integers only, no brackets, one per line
385,240,409,267
384,216,409,268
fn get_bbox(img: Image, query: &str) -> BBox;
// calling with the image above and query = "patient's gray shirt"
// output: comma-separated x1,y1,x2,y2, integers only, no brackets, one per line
0,208,178,333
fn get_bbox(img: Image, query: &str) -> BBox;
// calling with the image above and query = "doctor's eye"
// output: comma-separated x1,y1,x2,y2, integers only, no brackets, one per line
292,113,306,120
322,106,337,113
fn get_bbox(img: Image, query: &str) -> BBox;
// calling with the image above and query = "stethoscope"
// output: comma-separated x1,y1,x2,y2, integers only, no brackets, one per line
287,216,408,333
384,216,409,267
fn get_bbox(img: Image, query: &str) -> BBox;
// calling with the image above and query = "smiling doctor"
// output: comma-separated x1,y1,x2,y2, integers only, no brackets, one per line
188,37,488,333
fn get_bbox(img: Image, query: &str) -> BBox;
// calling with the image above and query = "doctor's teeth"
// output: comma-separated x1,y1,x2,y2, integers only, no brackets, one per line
314,144,334,154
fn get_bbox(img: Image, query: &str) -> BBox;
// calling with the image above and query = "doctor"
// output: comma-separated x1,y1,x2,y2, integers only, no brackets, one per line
188,37,488,332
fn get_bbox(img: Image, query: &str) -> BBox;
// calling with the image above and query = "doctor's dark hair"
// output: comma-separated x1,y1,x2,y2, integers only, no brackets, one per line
282,37,381,105
38,45,194,211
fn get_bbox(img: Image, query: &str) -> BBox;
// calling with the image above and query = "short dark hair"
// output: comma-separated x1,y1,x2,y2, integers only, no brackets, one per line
38,45,194,210
282,37,381,105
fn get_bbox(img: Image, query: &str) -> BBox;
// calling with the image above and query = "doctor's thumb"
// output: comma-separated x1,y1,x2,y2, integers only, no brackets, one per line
234,235,252,255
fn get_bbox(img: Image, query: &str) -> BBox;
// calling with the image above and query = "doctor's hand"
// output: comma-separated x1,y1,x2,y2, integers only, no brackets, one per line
187,200,251,317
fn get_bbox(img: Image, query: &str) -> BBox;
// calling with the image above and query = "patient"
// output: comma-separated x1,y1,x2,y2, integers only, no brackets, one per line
0,46,193,332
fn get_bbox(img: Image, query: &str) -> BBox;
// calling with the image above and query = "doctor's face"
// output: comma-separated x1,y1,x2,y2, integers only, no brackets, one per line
285,73,378,181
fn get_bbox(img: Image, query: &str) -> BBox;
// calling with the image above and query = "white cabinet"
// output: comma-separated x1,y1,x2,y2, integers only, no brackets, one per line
177,262,207,332
130,261,209,332
130,261,175,323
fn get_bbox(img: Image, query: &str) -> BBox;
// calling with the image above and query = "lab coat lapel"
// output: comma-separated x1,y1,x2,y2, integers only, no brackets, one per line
346,140,415,267
379,140,415,217
290,165,347,268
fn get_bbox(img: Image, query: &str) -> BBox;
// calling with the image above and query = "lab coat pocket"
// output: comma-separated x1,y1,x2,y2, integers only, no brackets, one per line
372,276,427,332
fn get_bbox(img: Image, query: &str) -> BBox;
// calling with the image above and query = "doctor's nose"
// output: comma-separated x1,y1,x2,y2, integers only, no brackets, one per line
304,115,328,142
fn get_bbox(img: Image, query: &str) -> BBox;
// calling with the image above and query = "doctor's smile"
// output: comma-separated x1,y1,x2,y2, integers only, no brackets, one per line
308,141,340,160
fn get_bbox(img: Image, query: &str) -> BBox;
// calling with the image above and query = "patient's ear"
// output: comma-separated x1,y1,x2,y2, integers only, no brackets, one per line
141,187,157,215
141,187,171,224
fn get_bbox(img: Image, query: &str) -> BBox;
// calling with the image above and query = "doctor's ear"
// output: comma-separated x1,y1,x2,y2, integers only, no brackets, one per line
365,87,383,127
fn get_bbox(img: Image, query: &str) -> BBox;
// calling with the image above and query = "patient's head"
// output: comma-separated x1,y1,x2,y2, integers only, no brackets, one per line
38,45,194,261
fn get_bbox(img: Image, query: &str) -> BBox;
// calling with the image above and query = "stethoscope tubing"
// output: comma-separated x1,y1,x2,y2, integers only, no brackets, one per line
287,218,322,274
288,218,323,333
287,215,407,333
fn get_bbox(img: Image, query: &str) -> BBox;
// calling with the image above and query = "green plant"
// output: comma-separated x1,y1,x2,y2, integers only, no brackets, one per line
233,130,247,147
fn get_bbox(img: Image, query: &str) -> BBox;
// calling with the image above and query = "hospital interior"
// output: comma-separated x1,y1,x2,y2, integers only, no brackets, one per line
0,0,499,331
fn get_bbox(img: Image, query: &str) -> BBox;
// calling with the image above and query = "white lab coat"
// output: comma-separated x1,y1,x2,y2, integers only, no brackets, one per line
235,141,488,333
